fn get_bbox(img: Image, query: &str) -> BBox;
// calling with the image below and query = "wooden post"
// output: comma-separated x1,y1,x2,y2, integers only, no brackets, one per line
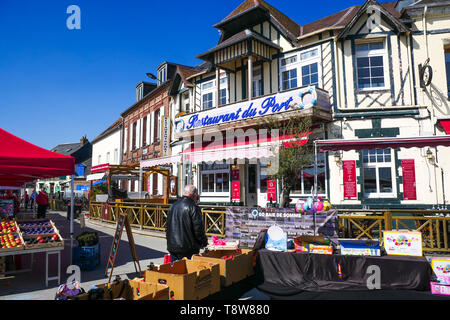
384,211,392,231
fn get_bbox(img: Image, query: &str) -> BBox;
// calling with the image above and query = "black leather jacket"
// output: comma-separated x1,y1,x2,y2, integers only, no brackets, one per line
166,196,208,253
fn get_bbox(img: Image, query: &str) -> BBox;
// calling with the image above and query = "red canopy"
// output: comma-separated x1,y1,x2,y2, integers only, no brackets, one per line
0,128,75,187
316,136,450,152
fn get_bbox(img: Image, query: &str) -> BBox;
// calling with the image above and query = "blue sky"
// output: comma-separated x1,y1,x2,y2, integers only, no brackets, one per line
0,0,370,150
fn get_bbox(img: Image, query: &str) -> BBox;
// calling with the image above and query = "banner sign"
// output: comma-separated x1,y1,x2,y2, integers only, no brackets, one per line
231,169,240,202
267,180,277,203
343,160,357,200
225,207,338,248
161,116,171,157
174,87,330,134
91,163,110,174
402,159,417,201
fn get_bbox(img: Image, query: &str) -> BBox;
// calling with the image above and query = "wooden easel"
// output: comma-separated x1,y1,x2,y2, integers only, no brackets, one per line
105,212,141,283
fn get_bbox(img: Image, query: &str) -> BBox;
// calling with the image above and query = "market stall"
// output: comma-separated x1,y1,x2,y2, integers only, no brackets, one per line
0,128,74,285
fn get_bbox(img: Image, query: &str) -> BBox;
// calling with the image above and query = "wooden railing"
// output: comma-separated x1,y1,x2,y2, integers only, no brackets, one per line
89,202,450,253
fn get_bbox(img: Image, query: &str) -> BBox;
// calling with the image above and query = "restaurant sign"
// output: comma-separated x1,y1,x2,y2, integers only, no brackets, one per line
174,87,330,134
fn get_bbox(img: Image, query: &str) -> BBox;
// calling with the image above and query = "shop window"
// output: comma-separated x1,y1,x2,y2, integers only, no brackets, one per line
292,153,326,195
356,41,387,90
362,149,394,198
260,163,269,193
200,163,230,194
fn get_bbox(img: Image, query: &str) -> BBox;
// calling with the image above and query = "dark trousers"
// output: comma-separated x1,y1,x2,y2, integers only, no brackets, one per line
37,205,47,219
24,201,29,209
169,249,199,262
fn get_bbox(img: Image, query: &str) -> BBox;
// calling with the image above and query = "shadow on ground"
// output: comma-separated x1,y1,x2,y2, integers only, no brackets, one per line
0,210,166,299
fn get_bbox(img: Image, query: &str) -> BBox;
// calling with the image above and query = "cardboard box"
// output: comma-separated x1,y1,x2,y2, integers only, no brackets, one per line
309,244,333,255
97,279,169,300
339,239,381,256
430,282,450,296
144,259,220,300
192,249,254,287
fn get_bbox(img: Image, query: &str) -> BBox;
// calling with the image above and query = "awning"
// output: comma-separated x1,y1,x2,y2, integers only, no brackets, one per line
180,132,312,164
316,136,450,152
86,173,106,181
0,128,75,186
140,155,182,169
438,119,450,135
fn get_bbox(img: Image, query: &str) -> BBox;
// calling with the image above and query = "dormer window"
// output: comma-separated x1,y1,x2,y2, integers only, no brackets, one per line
137,84,144,102
158,65,167,86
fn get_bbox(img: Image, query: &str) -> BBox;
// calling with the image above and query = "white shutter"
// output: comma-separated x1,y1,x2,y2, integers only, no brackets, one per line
150,112,154,143
146,115,151,146
124,127,128,153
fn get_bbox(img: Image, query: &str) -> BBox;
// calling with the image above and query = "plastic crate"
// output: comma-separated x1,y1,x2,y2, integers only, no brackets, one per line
72,243,100,261
73,255,100,271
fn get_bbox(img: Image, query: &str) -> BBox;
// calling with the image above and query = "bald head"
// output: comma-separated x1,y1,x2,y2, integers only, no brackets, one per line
183,185,198,198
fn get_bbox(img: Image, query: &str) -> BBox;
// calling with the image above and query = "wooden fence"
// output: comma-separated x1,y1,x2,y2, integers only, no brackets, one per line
89,202,450,253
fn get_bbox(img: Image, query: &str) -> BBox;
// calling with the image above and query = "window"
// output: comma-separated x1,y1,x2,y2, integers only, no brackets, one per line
132,121,137,150
302,63,319,87
292,153,326,195
106,152,110,163
182,93,190,113
137,85,143,101
202,92,213,110
445,48,450,99
158,66,167,86
202,81,214,90
253,67,263,98
98,155,101,166
152,173,158,195
154,109,160,142
300,49,319,61
363,149,394,197
220,89,227,105
356,41,387,90
282,69,298,91
200,163,230,194
142,116,147,146
114,149,118,164
281,55,297,66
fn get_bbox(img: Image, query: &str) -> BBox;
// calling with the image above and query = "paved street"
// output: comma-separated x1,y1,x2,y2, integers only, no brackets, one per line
0,210,170,300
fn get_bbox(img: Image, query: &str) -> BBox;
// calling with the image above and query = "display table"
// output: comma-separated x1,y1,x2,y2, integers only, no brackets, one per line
0,246,63,287
256,249,432,295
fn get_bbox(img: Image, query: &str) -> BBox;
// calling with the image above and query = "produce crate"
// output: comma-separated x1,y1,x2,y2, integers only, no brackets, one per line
17,218,52,228
23,233,64,249
192,249,255,287
0,232,25,253
73,255,100,271
73,243,100,261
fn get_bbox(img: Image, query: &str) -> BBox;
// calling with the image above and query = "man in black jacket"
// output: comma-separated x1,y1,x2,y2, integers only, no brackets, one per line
166,185,208,261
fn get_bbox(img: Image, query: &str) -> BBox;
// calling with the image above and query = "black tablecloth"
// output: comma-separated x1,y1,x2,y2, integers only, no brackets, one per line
257,250,432,295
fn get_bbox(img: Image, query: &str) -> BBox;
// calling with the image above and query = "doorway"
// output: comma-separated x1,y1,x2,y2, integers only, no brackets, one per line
246,164,258,207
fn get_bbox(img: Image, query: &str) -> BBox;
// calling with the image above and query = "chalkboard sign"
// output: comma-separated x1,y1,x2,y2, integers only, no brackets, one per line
0,199,14,217
105,212,141,283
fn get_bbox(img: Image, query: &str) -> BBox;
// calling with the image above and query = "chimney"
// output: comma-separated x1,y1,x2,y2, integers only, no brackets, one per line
80,136,88,145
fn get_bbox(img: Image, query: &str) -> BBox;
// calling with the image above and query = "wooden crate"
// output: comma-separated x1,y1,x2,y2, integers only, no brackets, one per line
23,233,64,250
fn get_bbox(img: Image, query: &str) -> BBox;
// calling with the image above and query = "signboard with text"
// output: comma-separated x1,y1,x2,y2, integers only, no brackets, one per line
91,163,110,174
343,160,357,200
232,169,240,202
225,207,338,248
402,159,417,201
267,180,277,203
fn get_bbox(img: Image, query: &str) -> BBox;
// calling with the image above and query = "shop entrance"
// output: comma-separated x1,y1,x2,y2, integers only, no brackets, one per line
246,164,258,208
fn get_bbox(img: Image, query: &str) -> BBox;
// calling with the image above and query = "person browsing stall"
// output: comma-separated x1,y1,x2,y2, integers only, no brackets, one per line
36,188,49,219
165,185,208,261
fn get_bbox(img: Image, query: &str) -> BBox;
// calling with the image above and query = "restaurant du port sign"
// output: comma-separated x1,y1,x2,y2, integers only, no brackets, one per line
174,86,330,134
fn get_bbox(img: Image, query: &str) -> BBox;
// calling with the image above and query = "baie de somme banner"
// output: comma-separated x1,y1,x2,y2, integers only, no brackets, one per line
225,207,339,249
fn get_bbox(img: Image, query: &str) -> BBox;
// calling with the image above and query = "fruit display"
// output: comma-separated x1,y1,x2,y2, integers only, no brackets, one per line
23,234,63,249
21,227,55,236
0,233,24,251
0,220,18,234
18,219,52,228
